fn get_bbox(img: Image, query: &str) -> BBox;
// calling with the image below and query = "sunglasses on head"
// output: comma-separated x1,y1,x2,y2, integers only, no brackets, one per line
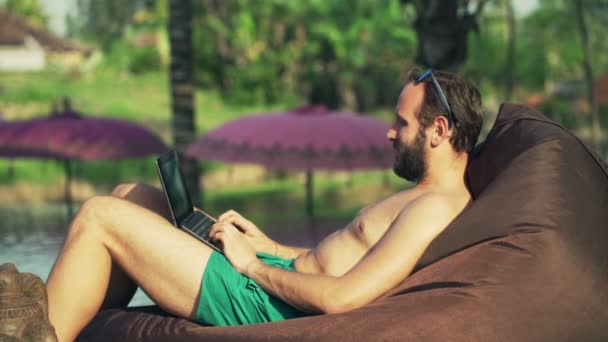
415,69,458,129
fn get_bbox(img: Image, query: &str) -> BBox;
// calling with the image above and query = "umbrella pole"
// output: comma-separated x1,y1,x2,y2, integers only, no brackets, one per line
305,169,318,242
65,159,73,221
305,169,314,218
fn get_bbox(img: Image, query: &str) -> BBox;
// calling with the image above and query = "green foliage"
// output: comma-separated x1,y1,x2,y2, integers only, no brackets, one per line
102,41,133,73
78,159,158,186
601,104,608,127
538,99,583,129
464,13,508,85
519,0,608,87
193,0,415,108
94,40,163,76
0,159,61,185
128,47,162,74
512,29,547,91
3,0,47,28
73,0,139,51
462,0,607,106
63,0,608,113
4,0,608,204
523,0,582,81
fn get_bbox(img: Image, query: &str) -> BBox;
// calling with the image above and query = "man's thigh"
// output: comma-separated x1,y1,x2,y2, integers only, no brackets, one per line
91,196,214,319
111,183,172,221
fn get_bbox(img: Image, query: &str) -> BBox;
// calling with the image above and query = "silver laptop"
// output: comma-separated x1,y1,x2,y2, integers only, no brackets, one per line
155,150,221,253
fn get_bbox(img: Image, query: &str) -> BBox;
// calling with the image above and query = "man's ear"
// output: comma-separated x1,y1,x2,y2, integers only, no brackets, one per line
430,115,451,147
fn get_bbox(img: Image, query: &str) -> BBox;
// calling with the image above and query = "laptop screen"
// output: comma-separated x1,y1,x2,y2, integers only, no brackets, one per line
156,150,193,224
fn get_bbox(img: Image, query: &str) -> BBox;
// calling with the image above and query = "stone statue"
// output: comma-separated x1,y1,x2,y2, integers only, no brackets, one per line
0,263,57,342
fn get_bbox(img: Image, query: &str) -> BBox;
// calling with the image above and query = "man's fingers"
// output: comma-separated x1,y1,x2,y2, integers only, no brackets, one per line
218,209,241,222
218,212,230,222
210,222,239,239
209,223,221,239
218,214,255,234
221,216,251,233
218,215,236,224
213,231,224,243
210,222,229,239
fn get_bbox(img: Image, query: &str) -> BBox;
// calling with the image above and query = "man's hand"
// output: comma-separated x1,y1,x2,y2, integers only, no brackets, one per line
209,222,260,276
217,210,277,255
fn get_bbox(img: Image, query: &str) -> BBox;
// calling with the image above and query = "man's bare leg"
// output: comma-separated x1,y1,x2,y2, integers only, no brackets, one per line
46,195,214,342
111,183,171,221
100,183,172,309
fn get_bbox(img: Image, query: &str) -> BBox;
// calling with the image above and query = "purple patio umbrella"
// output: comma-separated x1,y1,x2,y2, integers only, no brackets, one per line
0,110,167,160
185,105,393,219
0,110,168,218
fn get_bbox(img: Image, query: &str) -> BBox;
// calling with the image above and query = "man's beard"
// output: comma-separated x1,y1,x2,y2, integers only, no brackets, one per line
393,128,427,182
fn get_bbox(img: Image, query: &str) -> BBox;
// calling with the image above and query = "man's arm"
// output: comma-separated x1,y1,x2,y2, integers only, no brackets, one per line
275,243,310,259
213,193,458,314
217,210,310,257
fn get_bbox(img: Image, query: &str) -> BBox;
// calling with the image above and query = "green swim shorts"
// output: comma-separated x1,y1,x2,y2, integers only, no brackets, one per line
196,251,308,326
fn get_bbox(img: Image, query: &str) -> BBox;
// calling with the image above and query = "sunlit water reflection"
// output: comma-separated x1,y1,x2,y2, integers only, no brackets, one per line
0,205,154,306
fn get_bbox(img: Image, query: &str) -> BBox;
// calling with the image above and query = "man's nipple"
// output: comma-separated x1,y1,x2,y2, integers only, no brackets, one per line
358,220,366,233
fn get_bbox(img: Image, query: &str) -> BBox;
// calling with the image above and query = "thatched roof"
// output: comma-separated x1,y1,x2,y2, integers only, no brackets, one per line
0,10,91,53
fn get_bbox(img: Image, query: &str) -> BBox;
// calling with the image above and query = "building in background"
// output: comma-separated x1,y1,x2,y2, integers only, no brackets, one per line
0,10,92,72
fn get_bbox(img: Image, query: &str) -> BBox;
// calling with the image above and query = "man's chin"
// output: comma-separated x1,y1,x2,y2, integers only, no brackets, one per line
392,167,409,181
393,165,423,183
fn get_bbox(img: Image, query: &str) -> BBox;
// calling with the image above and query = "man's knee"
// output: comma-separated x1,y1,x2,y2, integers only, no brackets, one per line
82,194,117,210
111,183,138,198
71,196,120,237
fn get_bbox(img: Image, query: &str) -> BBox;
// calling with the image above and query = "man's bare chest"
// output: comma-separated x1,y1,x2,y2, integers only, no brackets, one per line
351,189,425,245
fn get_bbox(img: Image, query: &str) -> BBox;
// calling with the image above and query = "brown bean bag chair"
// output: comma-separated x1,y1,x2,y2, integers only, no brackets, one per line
77,104,608,341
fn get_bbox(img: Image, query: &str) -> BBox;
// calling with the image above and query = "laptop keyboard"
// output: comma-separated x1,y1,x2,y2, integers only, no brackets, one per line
183,211,214,238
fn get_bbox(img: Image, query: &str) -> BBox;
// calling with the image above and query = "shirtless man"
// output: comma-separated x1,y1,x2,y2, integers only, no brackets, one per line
46,69,483,341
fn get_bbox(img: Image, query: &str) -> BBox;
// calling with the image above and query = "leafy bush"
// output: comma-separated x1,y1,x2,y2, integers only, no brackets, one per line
539,99,583,129
129,47,162,74
101,41,161,74
599,104,608,127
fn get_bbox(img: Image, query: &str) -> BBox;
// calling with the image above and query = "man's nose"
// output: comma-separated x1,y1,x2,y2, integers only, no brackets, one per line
386,127,396,140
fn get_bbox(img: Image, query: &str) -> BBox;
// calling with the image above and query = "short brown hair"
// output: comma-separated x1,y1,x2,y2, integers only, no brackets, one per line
406,69,483,153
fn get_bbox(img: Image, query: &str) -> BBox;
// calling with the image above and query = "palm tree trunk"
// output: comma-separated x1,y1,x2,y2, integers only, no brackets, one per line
504,0,515,102
64,159,73,222
305,169,314,219
574,0,600,151
168,0,201,205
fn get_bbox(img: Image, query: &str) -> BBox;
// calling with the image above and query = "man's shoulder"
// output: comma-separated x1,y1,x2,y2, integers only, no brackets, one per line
390,190,470,236
400,192,454,222
410,190,468,212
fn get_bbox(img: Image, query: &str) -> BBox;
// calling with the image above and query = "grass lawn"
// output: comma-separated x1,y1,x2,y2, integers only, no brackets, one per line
0,69,301,132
